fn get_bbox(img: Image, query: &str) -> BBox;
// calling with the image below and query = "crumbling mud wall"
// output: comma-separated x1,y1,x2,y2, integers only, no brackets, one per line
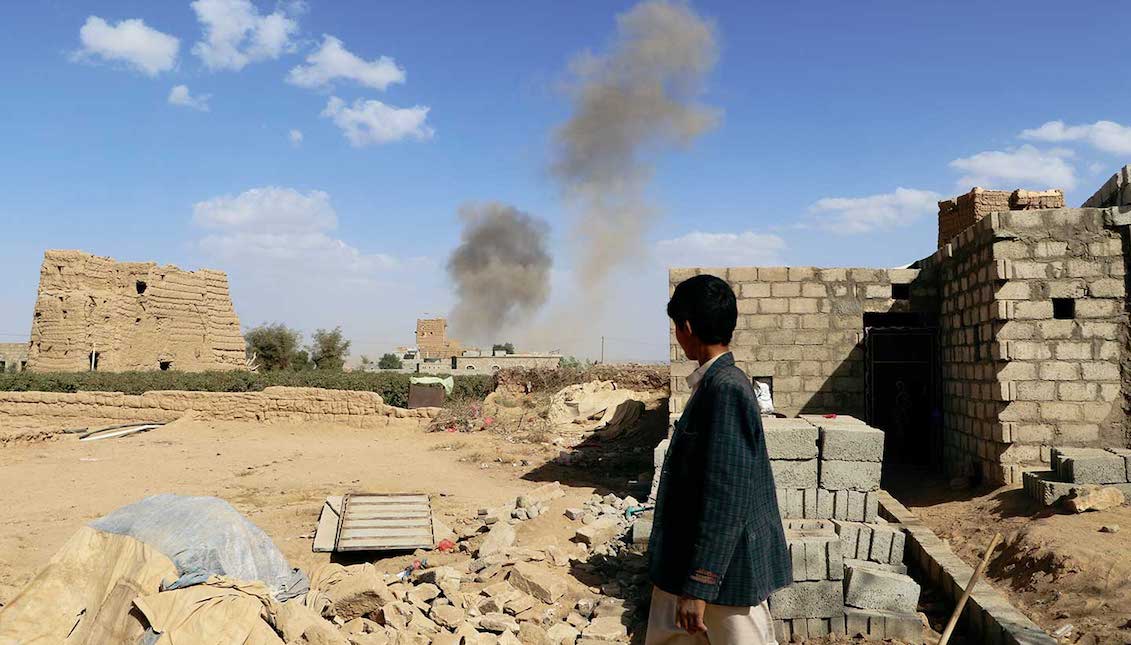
668,266,926,417
937,188,1064,248
26,250,247,372
0,386,435,427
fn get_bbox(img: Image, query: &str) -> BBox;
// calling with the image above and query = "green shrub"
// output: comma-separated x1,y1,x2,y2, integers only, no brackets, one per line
0,371,495,409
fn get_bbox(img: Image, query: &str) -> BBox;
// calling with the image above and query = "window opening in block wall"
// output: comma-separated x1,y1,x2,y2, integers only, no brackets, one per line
159,360,172,371
89,351,101,371
136,280,147,295
891,283,911,300
1052,298,1075,320
752,376,774,415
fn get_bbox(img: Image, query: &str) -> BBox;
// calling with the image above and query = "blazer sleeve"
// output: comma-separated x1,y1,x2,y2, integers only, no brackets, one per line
681,378,759,602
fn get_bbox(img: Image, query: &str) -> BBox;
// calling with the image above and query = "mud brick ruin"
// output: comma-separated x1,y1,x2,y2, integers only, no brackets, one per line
26,250,247,372
415,317,463,359
671,166,1131,487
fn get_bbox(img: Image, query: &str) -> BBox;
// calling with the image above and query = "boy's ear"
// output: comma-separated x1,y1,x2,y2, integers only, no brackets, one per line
681,320,695,338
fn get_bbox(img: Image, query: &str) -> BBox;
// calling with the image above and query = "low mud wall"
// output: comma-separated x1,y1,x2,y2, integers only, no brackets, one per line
0,387,436,428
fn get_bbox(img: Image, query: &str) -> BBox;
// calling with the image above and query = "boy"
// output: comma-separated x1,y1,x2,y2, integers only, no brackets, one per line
646,274,791,644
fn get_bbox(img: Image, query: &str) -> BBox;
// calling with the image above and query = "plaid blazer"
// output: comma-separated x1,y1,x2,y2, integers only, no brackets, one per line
648,353,792,606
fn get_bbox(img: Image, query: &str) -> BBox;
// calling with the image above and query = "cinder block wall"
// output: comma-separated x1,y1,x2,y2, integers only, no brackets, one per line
986,209,1127,480
669,208,1130,485
919,218,1006,483
668,266,923,417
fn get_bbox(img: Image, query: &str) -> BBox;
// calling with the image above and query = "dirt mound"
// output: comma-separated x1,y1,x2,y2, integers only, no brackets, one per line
990,510,1131,643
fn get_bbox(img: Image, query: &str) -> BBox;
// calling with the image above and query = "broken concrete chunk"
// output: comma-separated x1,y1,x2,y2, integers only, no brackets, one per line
574,516,621,546
582,615,629,641
508,561,568,604
478,612,520,633
844,565,920,613
429,603,465,629
1065,485,1126,512
477,521,517,557
517,622,553,645
546,622,581,644
325,565,395,621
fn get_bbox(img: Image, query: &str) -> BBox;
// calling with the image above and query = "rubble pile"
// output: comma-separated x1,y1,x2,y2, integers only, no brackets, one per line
296,482,653,644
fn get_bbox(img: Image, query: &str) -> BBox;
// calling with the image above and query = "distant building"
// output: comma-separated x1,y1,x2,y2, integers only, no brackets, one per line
391,318,561,373
0,342,28,373
415,318,462,359
27,250,247,372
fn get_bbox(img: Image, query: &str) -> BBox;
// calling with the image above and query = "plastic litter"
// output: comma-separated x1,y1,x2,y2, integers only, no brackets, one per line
91,494,308,601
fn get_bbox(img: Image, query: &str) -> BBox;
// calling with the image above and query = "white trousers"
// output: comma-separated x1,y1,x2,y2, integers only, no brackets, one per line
644,587,779,645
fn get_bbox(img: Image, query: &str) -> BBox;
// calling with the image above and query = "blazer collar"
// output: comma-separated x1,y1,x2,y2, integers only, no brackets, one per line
677,351,734,426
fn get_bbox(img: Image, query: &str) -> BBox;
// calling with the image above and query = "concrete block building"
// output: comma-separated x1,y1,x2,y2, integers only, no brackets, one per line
671,167,1131,485
0,343,28,373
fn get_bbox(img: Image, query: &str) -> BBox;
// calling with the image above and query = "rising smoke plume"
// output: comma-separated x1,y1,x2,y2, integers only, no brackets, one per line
552,0,720,287
446,202,553,343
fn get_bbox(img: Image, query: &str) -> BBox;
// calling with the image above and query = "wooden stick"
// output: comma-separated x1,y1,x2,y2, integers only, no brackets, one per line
937,531,1004,645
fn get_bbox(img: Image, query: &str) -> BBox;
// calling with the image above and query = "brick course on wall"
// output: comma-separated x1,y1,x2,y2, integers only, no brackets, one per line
668,266,924,417
27,250,246,372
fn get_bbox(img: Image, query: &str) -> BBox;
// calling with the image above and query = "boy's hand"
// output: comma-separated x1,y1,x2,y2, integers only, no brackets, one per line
675,595,707,633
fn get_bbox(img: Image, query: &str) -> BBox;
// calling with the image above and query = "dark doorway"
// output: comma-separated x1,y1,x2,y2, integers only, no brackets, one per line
865,323,939,467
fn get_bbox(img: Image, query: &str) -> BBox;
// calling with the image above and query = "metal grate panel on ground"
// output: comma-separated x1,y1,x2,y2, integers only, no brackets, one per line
334,493,434,552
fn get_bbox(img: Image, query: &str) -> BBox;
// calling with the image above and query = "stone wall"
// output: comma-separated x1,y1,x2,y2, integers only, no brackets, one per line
0,386,435,427
668,266,923,417
0,343,28,372
27,250,246,372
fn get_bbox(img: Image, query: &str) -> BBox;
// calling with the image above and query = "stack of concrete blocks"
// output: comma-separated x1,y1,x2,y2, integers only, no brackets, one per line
768,415,883,522
767,415,926,642
1022,446,1131,506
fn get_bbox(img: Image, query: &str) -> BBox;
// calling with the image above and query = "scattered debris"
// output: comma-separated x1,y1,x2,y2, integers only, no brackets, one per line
78,422,164,441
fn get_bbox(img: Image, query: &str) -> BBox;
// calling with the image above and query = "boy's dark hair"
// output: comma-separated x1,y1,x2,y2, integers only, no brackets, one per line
667,274,737,345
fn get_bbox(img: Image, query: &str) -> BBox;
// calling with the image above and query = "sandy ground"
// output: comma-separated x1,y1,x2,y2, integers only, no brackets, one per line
0,416,604,607
893,470,1131,645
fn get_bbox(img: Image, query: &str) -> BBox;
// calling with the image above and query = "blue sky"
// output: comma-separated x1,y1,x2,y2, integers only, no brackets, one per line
2,1,1128,362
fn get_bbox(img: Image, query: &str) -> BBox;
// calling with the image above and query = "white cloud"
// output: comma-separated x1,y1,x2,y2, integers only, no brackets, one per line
194,186,336,233
287,35,405,91
807,187,942,234
190,0,298,71
288,129,303,145
193,186,400,282
655,231,787,267
74,16,179,76
321,96,433,146
948,145,1076,190
168,84,211,111
1020,120,1131,155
